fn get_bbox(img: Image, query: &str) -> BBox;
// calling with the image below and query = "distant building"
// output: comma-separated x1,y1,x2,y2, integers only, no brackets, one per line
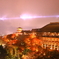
39,22,59,50
31,28,41,38
22,30,32,35
16,27,23,36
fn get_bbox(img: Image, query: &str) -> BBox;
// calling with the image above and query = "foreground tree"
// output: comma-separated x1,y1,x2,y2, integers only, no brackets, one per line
0,45,7,59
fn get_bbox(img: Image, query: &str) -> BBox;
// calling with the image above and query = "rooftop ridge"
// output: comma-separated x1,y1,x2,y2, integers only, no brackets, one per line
50,22,59,24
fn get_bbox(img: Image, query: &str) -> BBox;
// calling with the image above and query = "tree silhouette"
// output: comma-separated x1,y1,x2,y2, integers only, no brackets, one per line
0,45,7,59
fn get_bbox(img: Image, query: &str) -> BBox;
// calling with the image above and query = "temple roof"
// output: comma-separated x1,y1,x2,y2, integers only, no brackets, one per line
40,22,59,32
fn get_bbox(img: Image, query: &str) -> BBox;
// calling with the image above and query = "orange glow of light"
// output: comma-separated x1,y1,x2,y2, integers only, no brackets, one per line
31,47,39,52
24,37,42,46
11,34,16,38
11,40,17,44
3,39,9,43
7,39,17,45
36,48,39,52
15,33,19,36
24,38,30,43
30,33,36,38
27,47,31,50
31,38,42,46
31,47,36,51
17,27,22,33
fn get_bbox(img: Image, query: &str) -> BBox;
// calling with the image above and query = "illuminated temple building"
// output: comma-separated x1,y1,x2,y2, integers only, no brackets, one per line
39,22,59,50
2,22,59,57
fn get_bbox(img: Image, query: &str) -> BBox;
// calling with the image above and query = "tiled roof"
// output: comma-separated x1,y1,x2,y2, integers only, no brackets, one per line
40,22,59,32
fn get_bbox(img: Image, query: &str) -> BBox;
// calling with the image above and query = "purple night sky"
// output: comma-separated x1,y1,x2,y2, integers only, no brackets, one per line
0,0,59,35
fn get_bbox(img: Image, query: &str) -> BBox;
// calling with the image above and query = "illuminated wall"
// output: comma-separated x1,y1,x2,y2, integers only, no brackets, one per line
40,32,59,50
